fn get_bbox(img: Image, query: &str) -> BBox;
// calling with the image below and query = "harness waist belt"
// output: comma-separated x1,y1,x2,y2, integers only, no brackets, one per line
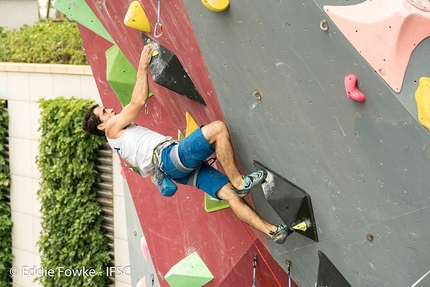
153,139,177,166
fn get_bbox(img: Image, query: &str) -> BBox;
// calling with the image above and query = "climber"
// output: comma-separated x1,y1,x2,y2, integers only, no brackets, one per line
82,44,291,244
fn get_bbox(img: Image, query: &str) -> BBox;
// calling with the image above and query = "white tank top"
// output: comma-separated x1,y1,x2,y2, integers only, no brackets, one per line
106,123,172,177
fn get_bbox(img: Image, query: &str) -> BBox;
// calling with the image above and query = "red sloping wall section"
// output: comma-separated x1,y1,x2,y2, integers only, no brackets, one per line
84,0,221,129
220,239,297,287
78,0,292,285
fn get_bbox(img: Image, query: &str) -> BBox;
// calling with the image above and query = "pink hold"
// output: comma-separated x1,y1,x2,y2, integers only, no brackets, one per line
344,74,366,102
141,236,149,262
136,277,146,287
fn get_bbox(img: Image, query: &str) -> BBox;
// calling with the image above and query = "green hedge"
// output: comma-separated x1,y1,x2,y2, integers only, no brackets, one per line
0,20,88,65
0,100,12,287
36,97,110,287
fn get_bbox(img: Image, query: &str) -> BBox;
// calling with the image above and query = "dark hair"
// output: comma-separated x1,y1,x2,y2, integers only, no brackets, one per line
82,104,105,137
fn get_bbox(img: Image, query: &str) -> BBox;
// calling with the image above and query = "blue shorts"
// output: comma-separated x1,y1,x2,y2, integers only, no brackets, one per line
160,127,230,199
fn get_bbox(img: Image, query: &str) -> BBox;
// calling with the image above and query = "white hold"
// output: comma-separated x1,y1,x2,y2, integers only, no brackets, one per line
261,171,275,199
250,101,258,110
412,270,430,287
136,276,146,287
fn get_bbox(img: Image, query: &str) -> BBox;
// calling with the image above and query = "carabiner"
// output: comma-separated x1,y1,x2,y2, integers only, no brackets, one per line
145,99,149,115
154,0,163,38
154,22,163,38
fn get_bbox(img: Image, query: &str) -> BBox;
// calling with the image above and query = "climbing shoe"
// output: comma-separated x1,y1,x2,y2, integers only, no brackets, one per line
232,169,268,198
269,224,292,244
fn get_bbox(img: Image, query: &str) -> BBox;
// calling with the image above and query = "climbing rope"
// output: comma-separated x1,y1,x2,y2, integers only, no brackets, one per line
154,0,163,38
240,221,283,287
252,254,257,287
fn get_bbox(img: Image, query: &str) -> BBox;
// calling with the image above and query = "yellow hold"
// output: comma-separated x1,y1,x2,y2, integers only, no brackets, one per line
183,112,230,212
415,77,430,130
145,38,159,56
185,112,199,137
292,221,308,231
201,0,229,12
124,1,151,33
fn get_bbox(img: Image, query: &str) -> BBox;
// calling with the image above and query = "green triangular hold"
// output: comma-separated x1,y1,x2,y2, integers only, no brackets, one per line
165,252,214,287
53,0,114,43
106,45,153,107
106,45,137,106
204,193,230,213
178,129,185,141
176,113,229,213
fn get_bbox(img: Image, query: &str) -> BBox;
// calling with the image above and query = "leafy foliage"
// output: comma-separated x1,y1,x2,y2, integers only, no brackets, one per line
0,100,12,287
0,20,88,65
36,97,110,286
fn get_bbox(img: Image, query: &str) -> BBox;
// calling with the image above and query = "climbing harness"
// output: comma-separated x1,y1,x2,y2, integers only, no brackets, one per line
152,139,179,196
205,156,217,166
154,0,163,38
252,254,258,287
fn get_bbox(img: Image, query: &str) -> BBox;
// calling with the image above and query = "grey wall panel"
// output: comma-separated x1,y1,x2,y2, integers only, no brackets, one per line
280,207,430,287
124,181,160,287
184,0,430,286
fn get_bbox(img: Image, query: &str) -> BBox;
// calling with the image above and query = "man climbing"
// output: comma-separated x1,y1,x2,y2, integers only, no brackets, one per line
82,44,290,244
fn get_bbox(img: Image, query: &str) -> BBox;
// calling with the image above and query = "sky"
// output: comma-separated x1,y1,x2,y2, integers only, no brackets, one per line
38,0,57,19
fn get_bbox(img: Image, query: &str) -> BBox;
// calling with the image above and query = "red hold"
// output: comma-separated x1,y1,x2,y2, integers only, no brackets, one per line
344,74,366,102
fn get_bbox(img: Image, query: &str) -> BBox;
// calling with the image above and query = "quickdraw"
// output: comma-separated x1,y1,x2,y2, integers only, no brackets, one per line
145,99,149,115
252,254,258,287
154,0,163,38
286,260,292,287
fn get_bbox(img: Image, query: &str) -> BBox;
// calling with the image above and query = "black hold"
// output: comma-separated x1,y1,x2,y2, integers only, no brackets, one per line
317,251,352,287
253,161,318,242
142,35,206,106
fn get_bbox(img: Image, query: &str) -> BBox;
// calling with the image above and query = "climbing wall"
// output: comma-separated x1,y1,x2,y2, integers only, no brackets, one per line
123,180,160,286
183,0,430,286
54,0,301,285
77,22,272,287
56,0,430,285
